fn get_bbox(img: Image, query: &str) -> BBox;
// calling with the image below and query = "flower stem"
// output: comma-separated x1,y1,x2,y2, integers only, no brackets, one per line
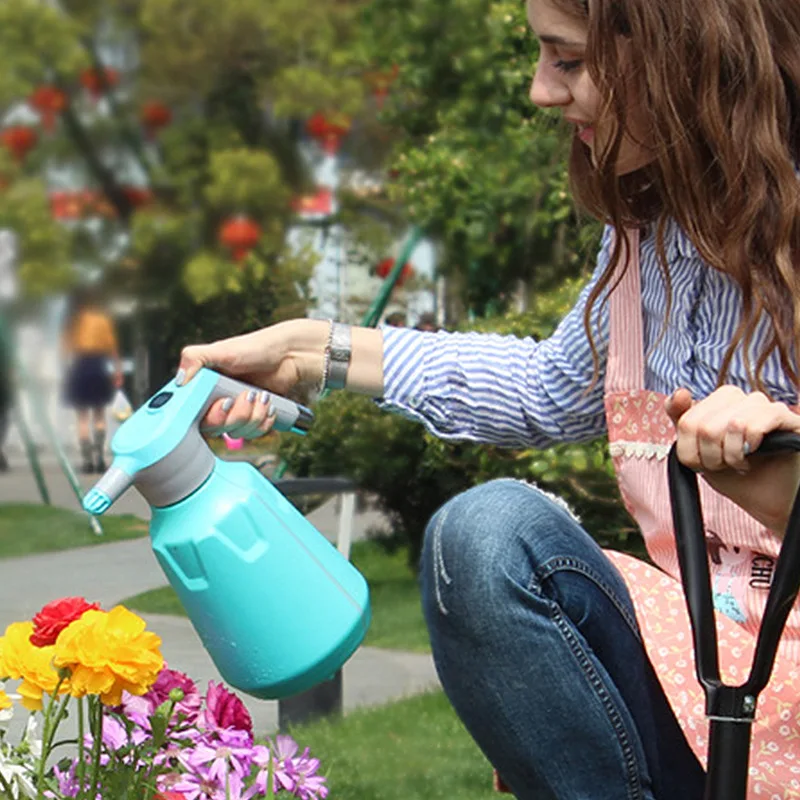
268,743,275,797
88,698,103,799
76,698,86,799
43,693,71,754
34,677,68,800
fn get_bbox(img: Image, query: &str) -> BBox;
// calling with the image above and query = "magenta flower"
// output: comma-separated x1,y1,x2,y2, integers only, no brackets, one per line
122,665,202,728
200,681,253,736
150,666,202,717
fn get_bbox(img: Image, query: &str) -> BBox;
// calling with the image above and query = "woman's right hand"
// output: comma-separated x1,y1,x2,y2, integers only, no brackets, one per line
176,319,330,439
175,318,384,440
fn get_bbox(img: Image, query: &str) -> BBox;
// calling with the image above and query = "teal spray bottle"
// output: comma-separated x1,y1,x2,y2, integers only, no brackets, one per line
82,368,371,699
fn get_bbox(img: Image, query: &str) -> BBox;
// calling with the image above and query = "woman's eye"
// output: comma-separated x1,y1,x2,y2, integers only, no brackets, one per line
554,59,583,73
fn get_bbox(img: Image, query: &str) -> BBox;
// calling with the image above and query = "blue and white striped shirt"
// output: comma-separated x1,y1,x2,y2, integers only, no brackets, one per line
379,222,798,449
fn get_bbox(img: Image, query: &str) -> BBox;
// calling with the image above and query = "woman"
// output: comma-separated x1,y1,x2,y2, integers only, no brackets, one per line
62,287,123,473
174,0,800,796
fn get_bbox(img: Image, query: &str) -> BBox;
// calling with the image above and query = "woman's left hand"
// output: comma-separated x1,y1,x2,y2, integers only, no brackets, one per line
665,386,800,535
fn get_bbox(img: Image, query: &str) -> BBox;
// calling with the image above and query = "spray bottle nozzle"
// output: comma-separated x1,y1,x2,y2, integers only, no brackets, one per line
82,464,135,516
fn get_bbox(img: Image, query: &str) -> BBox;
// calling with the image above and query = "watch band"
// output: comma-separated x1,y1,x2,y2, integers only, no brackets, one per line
325,321,351,390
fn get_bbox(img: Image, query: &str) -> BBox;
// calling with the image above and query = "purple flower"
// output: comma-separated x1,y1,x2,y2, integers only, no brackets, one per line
245,735,327,799
81,715,148,768
200,681,253,737
289,748,329,800
171,770,229,800
52,761,79,798
247,742,296,797
185,728,255,784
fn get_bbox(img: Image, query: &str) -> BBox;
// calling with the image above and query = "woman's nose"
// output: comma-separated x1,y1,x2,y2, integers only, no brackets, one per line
529,64,571,108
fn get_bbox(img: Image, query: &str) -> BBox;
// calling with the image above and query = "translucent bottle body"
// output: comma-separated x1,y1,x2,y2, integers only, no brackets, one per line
150,460,371,699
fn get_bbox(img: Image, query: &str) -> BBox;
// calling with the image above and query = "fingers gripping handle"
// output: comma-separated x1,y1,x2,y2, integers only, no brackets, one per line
668,430,800,695
208,372,314,434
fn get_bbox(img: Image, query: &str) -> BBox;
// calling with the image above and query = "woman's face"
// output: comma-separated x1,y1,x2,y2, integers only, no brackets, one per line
526,0,653,175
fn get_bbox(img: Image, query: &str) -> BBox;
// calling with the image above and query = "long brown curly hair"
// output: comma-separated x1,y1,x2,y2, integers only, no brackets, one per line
552,0,800,392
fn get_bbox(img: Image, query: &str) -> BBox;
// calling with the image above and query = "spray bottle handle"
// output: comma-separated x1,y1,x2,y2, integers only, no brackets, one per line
205,371,314,434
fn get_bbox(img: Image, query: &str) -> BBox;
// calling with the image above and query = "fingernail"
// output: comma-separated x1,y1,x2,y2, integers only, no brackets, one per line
221,397,234,412
247,389,257,403
175,368,186,387
743,441,751,456
260,390,270,405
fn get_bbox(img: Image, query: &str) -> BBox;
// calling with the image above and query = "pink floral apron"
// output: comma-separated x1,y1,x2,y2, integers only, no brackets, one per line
603,228,800,798
493,228,800,797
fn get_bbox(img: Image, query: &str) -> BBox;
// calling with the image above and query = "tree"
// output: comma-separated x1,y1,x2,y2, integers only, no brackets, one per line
360,0,600,317
0,1,366,294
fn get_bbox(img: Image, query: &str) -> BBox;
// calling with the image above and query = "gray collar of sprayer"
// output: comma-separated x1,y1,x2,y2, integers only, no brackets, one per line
102,429,215,508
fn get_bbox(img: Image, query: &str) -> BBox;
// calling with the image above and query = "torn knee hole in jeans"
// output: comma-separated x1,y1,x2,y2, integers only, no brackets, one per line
432,507,452,615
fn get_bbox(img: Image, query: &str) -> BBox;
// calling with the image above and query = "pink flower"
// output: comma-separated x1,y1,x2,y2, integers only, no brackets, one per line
121,665,201,728
201,681,252,737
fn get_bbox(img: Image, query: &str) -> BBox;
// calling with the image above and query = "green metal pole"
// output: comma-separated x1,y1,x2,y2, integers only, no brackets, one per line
271,225,425,481
15,359,103,536
10,403,50,505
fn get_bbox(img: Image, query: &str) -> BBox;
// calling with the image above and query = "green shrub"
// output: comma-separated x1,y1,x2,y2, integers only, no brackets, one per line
280,280,643,567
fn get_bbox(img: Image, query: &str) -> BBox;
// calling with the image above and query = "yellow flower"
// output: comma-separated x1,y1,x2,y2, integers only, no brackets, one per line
53,606,163,705
0,622,67,711
0,687,11,710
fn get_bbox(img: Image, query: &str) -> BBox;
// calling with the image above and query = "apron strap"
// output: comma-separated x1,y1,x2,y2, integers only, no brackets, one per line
605,227,644,393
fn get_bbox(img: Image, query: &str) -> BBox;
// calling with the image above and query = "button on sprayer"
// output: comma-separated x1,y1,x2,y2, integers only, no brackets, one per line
82,368,370,699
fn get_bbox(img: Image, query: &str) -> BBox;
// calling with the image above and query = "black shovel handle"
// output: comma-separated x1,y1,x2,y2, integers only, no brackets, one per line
667,430,800,800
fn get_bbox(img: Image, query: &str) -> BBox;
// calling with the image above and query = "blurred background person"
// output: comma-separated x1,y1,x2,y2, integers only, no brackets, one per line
414,311,439,332
61,287,123,473
384,311,407,327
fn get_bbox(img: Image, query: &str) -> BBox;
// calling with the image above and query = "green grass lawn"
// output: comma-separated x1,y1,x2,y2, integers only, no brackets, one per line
123,539,431,653
0,504,147,558
289,689,497,800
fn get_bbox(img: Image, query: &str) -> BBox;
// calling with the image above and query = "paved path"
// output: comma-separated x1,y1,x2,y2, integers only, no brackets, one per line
0,457,441,738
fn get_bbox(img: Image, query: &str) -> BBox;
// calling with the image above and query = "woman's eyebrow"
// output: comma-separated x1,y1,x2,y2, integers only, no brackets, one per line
538,34,585,47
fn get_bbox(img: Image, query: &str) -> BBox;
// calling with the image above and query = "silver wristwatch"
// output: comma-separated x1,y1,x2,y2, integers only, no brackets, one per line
325,321,351,390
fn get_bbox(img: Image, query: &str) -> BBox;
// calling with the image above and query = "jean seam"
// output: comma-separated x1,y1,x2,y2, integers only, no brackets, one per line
549,603,646,800
536,556,642,642
431,507,452,615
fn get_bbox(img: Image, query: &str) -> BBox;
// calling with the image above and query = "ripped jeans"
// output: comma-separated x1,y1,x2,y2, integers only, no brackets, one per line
419,479,705,800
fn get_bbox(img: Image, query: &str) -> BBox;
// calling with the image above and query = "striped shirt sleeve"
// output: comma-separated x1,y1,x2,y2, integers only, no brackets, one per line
378,228,614,448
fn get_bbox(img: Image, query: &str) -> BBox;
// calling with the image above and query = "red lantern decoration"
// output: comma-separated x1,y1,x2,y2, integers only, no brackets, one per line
290,188,334,217
1,126,38,161
305,112,351,155
374,257,414,287
29,85,67,132
80,66,120,99
140,101,172,138
219,215,262,262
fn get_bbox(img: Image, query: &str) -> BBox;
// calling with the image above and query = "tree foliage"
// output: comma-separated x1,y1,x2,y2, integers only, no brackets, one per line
0,0,371,321
361,0,599,315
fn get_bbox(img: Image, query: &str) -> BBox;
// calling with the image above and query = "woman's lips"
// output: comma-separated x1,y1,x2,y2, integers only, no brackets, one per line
577,124,595,144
